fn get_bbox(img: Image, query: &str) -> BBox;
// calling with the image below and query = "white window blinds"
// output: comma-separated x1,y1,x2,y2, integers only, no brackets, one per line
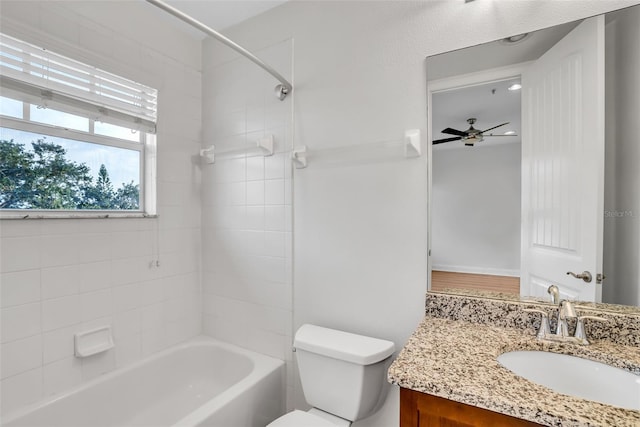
0,33,157,133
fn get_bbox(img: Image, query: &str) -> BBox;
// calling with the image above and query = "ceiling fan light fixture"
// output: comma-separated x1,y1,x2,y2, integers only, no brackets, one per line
465,134,483,143
501,33,530,45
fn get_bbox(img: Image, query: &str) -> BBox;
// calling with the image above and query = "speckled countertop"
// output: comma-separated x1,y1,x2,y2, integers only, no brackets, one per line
388,296,640,427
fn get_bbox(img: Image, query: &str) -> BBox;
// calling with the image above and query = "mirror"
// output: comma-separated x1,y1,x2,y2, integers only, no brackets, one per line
427,5,640,307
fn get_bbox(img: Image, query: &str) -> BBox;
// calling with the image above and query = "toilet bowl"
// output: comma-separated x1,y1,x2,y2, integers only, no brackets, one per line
267,324,395,427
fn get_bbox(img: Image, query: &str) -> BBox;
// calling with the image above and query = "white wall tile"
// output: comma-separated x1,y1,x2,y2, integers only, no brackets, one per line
42,296,80,332
246,206,265,230
246,156,265,181
0,220,42,238
246,231,265,256
111,231,152,261
1,335,42,379
246,107,265,133
284,179,292,205
265,153,286,180
142,280,165,306
246,328,286,359
226,182,247,206
265,206,286,231
81,349,116,381
141,326,165,357
0,367,43,415
80,289,113,322
246,181,265,205
265,179,285,205
43,325,76,364
264,232,286,257
113,309,142,340
111,258,144,287
253,281,291,310
77,261,112,294
0,236,41,273
201,40,294,409
1,270,41,308
43,357,82,397
1,303,41,343
39,235,79,268
76,233,112,264
115,333,142,368
41,265,80,300
165,319,189,346
141,303,164,331
261,257,286,283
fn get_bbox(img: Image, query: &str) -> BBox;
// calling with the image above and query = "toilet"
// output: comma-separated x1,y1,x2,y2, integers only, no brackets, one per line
268,324,395,427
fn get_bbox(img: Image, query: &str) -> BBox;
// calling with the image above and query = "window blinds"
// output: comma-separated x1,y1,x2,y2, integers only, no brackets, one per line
0,33,157,133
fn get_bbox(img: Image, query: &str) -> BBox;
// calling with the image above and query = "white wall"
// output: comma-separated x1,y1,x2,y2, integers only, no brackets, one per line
432,144,521,276
1,0,635,423
604,5,640,306
214,1,639,425
0,1,202,416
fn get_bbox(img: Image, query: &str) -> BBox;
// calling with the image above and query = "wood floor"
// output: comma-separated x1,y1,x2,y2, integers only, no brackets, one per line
431,270,520,295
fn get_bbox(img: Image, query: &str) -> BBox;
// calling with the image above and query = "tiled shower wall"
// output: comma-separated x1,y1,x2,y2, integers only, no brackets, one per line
201,39,294,407
0,1,202,415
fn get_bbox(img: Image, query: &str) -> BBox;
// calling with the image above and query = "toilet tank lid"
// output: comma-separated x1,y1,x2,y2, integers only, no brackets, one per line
293,324,395,365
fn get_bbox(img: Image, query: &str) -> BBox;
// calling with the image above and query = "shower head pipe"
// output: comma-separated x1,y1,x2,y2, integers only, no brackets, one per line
145,0,292,100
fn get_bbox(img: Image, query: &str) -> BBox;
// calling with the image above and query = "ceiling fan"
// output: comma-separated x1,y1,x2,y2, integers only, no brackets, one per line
432,118,512,146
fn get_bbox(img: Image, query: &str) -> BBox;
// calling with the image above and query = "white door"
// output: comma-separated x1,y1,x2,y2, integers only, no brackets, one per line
521,16,605,302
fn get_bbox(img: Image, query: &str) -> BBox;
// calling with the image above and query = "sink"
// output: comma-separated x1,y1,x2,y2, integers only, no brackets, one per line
498,351,640,410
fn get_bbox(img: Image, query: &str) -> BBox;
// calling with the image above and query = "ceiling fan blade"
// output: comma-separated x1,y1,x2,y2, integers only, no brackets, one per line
484,134,519,137
441,127,467,137
433,136,462,144
479,122,509,134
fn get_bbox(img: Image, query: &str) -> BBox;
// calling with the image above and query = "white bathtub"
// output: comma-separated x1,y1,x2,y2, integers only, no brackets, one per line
2,337,285,427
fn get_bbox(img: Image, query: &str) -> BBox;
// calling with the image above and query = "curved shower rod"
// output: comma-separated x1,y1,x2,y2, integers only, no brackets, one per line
145,0,292,100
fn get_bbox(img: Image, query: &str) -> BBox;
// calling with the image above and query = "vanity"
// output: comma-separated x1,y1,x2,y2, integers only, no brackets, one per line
396,3,640,424
387,291,640,427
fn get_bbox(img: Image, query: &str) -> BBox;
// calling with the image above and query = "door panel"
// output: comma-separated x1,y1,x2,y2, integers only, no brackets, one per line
521,16,605,302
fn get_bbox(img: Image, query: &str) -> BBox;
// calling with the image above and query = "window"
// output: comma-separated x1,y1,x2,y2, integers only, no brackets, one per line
0,33,157,216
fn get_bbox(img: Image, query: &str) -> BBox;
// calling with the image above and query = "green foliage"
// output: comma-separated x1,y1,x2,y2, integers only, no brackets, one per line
0,138,139,210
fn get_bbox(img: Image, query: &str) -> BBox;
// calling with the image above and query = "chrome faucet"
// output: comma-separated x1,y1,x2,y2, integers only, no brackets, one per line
555,299,577,337
547,284,560,305
524,285,608,345
547,284,577,337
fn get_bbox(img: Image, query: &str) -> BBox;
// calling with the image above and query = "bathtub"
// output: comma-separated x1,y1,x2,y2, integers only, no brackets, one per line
2,337,285,427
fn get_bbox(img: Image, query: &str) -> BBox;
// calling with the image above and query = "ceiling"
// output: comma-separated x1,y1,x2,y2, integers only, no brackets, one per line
428,19,581,151
158,0,289,37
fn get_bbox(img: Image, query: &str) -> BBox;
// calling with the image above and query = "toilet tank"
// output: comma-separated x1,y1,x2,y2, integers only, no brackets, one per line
293,324,395,422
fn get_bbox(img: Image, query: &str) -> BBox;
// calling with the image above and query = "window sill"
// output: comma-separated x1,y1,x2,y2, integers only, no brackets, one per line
0,210,158,220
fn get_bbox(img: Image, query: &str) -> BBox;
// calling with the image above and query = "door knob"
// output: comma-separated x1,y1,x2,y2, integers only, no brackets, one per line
566,271,593,283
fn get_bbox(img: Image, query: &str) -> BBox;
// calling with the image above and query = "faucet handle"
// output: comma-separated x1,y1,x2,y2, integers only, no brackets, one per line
547,285,560,305
574,315,609,343
559,300,577,318
524,309,551,339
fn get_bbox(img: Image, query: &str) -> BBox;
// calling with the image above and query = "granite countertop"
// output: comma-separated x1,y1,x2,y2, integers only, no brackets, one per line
388,317,640,427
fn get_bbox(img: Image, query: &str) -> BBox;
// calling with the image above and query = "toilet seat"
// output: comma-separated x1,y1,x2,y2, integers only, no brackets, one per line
267,410,349,427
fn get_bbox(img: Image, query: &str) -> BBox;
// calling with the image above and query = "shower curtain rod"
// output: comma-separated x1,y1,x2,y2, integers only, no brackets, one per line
145,0,292,100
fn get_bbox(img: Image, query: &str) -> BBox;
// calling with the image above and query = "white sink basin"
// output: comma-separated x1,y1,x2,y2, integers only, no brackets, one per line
498,350,640,410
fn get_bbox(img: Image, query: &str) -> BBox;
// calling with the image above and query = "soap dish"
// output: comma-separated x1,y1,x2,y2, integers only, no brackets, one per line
74,325,114,358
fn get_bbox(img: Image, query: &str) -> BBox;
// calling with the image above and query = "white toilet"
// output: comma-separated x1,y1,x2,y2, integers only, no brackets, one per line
268,324,395,427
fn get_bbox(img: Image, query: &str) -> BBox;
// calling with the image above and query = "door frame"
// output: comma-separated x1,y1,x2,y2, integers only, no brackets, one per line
426,62,530,291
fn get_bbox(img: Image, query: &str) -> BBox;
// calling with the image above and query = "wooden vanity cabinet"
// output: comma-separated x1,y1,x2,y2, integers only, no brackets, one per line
400,388,542,427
